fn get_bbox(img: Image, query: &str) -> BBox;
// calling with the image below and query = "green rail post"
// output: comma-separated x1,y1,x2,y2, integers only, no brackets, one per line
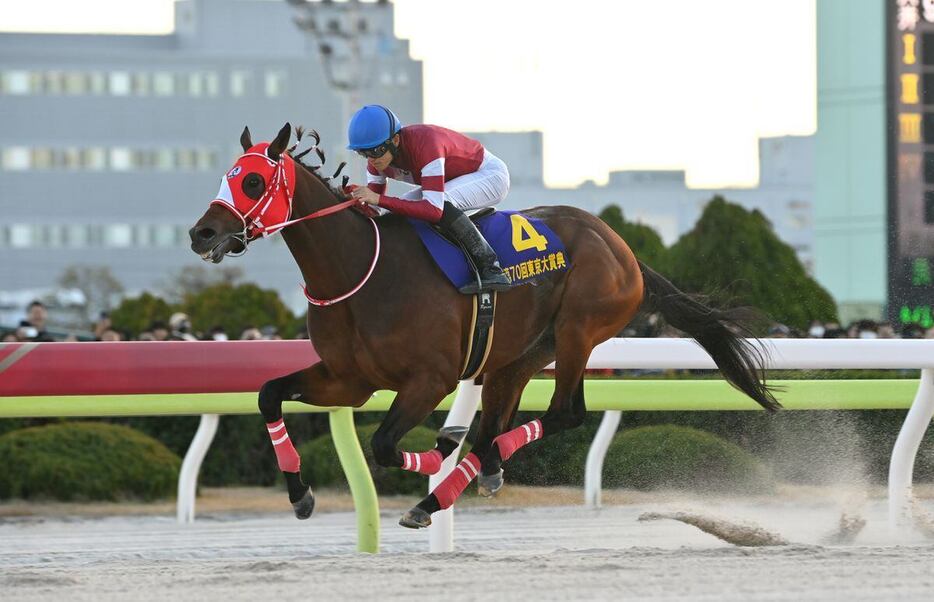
328,407,380,553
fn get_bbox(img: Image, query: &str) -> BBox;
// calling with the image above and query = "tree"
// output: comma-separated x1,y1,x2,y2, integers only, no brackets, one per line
58,265,125,323
598,205,668,269
161,265,244,304
665,196,838,330
181,283,296,339
109,292,175,337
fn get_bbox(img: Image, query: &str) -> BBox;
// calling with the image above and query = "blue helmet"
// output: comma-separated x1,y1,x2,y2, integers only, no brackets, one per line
347,104,403,150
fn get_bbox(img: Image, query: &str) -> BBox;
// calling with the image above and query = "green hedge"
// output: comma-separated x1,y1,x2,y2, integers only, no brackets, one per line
297,423,465,495
0,422,181,501
602,424,774,493
506,413,600,486
111,413,332,487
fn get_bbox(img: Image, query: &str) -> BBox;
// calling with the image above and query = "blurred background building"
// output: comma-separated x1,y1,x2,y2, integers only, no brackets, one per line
2,0,816,322
814,0,886,323
0,0,421,317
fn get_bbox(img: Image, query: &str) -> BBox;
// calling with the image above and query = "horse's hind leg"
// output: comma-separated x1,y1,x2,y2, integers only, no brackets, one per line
258,362,373,519
477,329,592,489
476,242,643,476
399,336,555,528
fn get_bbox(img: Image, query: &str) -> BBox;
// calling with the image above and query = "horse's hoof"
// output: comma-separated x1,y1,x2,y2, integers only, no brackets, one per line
437,425,469,447
477,469,504,497
399,507,432,529
291,488,315,520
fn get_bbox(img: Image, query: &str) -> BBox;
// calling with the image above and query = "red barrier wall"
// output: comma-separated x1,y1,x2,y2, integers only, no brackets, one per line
0,341,320,397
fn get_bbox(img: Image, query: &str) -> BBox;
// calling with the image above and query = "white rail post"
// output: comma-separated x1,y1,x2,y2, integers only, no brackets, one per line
888,368,934,530
584,410,621,508
428,380,482,553
176,413,220,523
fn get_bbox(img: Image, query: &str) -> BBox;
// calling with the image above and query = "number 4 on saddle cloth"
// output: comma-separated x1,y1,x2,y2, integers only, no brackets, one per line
409,209,570,380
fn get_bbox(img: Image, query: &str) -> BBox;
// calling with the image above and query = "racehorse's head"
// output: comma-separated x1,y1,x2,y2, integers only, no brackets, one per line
189,123,296,263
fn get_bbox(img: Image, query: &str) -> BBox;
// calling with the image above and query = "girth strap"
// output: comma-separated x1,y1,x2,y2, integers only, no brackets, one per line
460,291,496,381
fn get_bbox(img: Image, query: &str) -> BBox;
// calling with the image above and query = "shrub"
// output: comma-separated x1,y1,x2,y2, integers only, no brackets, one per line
298,423,465,495
506,412,600,486
111,413,332,487
0,422,181,501
602,424,773,493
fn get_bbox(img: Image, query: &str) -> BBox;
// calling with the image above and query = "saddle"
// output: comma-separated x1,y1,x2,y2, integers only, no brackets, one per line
410,207,569,380
433,208,497,381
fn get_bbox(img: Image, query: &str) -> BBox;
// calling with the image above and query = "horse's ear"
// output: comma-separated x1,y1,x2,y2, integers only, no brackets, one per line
268,122,292,161
240,126,252,152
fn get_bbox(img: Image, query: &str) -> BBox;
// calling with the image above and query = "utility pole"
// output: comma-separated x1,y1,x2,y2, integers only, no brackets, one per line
286,0,381,169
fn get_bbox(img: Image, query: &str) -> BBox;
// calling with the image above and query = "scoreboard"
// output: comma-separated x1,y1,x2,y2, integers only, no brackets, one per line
889,0,934,328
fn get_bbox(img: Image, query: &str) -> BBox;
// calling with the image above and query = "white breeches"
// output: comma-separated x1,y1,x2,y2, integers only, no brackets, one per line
401,150,510,211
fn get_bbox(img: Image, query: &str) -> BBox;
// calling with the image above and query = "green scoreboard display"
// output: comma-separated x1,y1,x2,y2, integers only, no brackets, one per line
888,0,934,328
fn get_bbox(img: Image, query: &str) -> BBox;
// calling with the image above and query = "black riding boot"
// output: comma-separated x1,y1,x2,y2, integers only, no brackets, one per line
438,203,512,294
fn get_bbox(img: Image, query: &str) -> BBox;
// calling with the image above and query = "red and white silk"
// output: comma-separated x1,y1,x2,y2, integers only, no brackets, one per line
365,124,509,223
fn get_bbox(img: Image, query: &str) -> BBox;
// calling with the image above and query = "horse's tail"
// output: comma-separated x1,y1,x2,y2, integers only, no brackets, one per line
637,261,781,412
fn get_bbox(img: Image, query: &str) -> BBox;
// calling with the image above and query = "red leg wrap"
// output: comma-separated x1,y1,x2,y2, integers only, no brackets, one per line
267,418,301,473
400,449,443,475
432,452,481,509
493,419,543,461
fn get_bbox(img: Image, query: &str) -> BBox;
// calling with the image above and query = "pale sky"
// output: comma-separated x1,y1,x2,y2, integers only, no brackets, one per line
2,0,816,189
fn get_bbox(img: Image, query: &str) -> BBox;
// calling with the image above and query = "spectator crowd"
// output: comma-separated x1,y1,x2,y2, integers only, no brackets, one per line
1,300,307,343
1,300,930,344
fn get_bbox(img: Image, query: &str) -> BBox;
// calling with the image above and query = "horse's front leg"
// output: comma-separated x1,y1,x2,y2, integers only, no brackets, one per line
258,362,373,519
369,374,462,474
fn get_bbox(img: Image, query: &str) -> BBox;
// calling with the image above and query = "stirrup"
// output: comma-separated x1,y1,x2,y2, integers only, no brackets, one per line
459,271,511,294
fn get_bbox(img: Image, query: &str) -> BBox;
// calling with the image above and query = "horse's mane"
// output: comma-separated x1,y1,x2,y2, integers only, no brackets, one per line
287,125,348,203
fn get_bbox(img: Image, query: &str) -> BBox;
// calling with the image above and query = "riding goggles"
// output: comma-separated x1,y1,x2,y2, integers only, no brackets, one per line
355,141,392,159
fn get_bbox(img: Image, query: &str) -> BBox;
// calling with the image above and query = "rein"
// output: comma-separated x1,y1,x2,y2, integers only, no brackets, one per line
212,149,381,307
290,196,382,307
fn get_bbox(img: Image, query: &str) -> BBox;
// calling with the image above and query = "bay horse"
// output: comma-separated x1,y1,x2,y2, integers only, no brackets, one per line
189,123,779,529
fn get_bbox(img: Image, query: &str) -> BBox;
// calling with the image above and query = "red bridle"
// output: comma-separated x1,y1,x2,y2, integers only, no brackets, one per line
209,143,380,307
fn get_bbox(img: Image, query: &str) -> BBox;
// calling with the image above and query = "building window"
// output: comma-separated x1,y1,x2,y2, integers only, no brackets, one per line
195,148,215,170
104,224,133,248
132,72,150,96
153,72,174,96
1,70,32,95
153,224,177,247
31,148,53,170
110,71,131,96
133,149,155,170
155,148,175,171
925,191,934,224
88,72,107,94
176,148,196,170
110,147,132,171
204,72,219,96
64,72,88,95
62,147,81,170
42,71,65,94
43,224,66,248
264,70,286,97
10,224,32,248
396,71,409,86
187,72,203,97
231,70,251,97
82,147,106,171
64,224,90,248
1,147,30,170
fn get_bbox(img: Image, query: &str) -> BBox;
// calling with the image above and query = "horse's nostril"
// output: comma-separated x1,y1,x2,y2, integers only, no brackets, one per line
196,227,216,241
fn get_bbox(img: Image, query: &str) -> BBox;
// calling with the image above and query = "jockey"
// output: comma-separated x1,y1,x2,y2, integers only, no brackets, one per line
347,104,512,294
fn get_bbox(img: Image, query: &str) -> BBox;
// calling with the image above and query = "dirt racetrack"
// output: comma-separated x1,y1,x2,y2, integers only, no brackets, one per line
2,489,934,601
